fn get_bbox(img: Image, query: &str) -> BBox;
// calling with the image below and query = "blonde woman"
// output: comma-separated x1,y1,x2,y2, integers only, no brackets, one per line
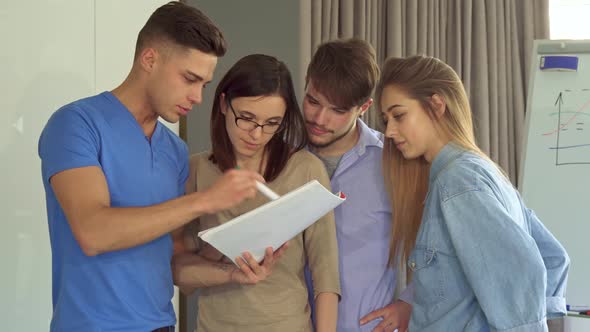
377,55,569,331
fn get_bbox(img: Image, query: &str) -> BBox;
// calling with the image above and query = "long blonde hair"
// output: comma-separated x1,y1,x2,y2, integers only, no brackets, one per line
376,55,490,268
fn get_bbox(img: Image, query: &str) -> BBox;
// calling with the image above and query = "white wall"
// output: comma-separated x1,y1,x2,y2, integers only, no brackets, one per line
1,1,177,329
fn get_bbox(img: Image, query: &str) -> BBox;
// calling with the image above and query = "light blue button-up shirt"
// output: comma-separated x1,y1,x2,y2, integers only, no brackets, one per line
408,143,569,332
306,120,412,332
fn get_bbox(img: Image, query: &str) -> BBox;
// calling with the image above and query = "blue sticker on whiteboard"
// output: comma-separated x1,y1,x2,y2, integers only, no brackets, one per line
540,55,578,71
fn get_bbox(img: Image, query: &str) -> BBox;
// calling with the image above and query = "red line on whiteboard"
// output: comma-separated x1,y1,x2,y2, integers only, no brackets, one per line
543,98,590,136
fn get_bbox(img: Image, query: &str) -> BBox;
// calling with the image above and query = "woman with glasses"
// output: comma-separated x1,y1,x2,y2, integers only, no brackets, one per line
173,54,340,332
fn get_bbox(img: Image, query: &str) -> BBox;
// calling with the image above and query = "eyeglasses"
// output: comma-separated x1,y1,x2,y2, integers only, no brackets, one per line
228,100,283,135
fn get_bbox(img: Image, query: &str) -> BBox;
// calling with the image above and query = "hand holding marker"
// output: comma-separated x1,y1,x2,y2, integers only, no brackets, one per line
255,181,280,201
235,166,280,201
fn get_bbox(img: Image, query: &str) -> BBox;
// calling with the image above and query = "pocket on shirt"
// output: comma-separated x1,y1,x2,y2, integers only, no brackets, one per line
408,246,446,307
408,247,437,271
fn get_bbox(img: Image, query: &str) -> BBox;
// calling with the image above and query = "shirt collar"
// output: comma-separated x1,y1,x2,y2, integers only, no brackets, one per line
351,118,383,157
101,91,162,141
429,142,466,185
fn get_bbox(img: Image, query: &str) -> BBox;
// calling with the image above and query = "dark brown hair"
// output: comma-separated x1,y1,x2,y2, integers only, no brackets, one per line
306,38,379,108
134,1,226,59
210,54,307,182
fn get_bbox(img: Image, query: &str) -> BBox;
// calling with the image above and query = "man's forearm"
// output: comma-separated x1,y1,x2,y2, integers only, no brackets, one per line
172,252,235,293
76,191,211,256
315,292,339,332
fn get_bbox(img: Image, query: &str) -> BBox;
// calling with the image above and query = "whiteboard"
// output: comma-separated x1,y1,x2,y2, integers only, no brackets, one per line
520,40,590,309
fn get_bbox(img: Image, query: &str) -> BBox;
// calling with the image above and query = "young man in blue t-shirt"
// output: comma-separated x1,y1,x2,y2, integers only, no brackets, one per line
38,3,285,331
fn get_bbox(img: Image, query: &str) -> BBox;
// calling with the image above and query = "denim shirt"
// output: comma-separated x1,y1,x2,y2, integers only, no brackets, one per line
408,144,569,332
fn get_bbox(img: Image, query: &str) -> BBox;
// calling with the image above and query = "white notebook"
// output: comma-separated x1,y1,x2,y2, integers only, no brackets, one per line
198,180,346,263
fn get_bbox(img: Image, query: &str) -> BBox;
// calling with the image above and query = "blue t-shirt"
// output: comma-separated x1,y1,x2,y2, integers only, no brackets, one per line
38,92,188,332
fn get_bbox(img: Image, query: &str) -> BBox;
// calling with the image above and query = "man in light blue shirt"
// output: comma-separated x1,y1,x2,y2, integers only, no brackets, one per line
303,39,413,332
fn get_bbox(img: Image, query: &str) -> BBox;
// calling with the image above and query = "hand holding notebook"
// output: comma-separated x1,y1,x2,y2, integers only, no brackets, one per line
198,180,346,263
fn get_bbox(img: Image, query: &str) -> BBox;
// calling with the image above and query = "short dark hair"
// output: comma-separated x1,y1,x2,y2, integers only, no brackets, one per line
210,54,307,182
134,1,226,59
306,38,379,109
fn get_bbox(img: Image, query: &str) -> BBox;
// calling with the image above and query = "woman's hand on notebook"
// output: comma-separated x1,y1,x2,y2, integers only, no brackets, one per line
230,242,289,285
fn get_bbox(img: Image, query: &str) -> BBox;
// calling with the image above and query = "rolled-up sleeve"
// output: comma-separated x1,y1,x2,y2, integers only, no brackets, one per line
526,208,570,318
398,282,414,304
441,189,548,331
304,161,341,299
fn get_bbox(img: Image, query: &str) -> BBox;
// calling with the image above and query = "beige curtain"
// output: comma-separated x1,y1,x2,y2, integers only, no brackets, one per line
300,0,549,184
300,0,549,306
